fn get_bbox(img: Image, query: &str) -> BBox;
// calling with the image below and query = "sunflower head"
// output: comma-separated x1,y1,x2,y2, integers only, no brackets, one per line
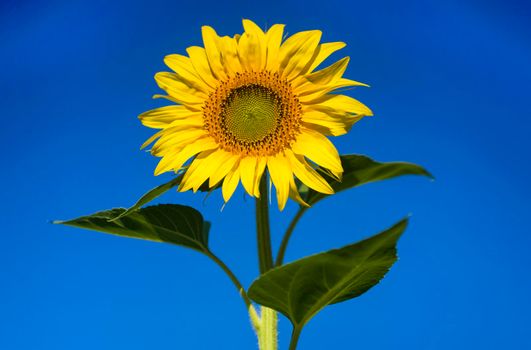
139,19,372,210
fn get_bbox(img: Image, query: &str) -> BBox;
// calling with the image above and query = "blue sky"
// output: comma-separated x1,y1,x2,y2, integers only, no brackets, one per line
1,0,530,349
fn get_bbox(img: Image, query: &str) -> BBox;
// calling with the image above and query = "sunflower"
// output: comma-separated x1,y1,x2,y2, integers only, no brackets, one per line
140,19,372,210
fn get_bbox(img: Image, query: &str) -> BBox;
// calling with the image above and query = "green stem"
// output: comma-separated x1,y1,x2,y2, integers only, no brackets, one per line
204,250,252,310
288,327,302,350
255,176,277,350
256,176,273,273
275,207,307,267
258,307,278,350
206,250,263,339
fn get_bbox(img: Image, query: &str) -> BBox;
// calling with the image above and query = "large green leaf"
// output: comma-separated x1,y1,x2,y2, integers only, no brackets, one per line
300,154,433,206
248,218,407,329
54,204,210,252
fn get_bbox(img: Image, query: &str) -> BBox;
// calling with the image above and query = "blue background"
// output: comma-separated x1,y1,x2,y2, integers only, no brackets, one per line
1,0,530,349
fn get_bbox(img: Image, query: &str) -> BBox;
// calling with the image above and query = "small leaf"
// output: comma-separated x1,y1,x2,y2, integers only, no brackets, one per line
300,154,433,205
54,204,210,252
110,175,184,221
110,174,220,221
248,218,408,329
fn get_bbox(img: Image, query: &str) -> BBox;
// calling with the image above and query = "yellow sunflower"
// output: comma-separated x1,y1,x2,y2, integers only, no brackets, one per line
140,19,372,210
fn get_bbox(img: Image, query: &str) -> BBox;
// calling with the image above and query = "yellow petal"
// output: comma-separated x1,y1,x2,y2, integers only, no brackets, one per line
289,42,349,89
151,128,208,156
201,151,230,177
304,107,365,136
267,154,292,210
165,114,204,129
146,120,205,152
209,151,239,187
302,110,350,136
242,19,265,36
178,152,208,192
296,56,365,95
201,26,227,81
239,156,258,197
289,177,309,207
291,127,343,174
294,56,366,100
299,122,334,137
278,30,322,80
264,24,285,72
241,19,267,71
153,150,182,176
298,78,369,103
154,72,207,106
307,94,373,116
285,150,334,194
238,22,266,72
139,105,200,129
307,42,346,73
186,46,219,88
237,156,267,198
152,94,181,105
253,157,267,198
163,54,212,94
219,36,242,75
305,57,350,86
179,149,222,192
222,162,241,202
141,130,164,150
153,137,218,175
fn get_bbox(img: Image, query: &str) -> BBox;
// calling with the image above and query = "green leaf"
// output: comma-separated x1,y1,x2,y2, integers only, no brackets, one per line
300,154,433,206
54,204,210,252
248,218,408,330
110,174,220,222
110,175,184,221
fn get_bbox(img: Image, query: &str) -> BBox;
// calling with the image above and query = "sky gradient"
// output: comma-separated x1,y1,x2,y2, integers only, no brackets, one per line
1,0,530,349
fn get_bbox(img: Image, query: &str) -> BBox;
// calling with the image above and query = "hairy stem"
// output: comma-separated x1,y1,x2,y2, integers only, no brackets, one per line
258,307,278,350
255,176,277,350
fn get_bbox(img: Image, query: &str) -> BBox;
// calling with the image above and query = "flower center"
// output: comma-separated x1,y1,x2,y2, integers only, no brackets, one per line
203,71,302,156
224,84,279,143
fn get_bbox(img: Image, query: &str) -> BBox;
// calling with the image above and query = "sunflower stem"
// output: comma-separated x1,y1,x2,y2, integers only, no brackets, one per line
203,250,253,310
258,306,278,350
255,176,277,350
256,176,273,273
288,327,302,350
